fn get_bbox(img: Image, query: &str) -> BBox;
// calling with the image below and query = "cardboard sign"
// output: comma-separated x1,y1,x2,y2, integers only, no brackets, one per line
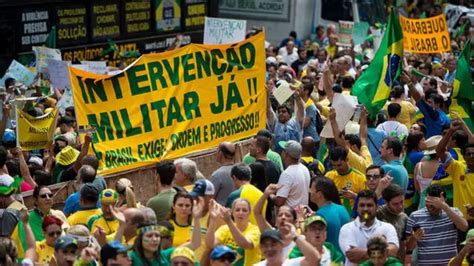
204,17,246,44
399,14,451,54
338,20,354,47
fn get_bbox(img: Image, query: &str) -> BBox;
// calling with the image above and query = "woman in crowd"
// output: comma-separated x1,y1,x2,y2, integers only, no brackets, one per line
35,215,63,264
169,191,203,247
206,198,261,266
128,223,172,265
67,224,101,254
115,178,140,209
254,184,299,259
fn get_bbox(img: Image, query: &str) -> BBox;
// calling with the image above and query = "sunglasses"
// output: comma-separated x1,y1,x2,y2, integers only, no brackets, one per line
47,231,62,237
40,193,53,199
366,174,381,180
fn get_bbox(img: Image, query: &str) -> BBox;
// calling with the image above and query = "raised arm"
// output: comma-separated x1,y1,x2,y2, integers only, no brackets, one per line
73,133,92,172
359,106,368,147
322,63,334,101
294,87,305,125
285,223,321,265
20,209,37,262
328,107,347,149
401,71,421,103
222,208,254,249
254,185,280,232
205,199,221,247
266,85,276,131
186,197,204,250
17,147,37,188
0,104,10,140
436,120,462,163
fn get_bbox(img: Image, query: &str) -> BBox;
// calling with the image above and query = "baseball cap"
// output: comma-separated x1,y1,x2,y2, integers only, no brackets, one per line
461,229,474,245
100,240,128,265
54,235,78,250
100,189,118,204
2,130,16,143
278,140,302,159
210,245,237,261
266,56,278,66
190,179,215,198
0,175,23,196
28,155,43,167
80,183,99,203
304,215,327,230
171,247,196,263
260,229,283,243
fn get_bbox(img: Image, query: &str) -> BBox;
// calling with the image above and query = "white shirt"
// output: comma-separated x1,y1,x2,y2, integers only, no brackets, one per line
339,217,399,266
278,46,299,65
376,120,408,137
276,163,310,208
254,257,304,266
320,245,332,266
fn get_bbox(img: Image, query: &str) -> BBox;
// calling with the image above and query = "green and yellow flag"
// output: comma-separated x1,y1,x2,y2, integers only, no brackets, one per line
352,10,403,117
449,40,473,131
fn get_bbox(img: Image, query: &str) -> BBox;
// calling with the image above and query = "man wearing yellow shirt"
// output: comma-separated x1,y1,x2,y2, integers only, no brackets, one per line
67,184,102,226
326,146,367,214
436,121,474,225
88,189,120,240
328,106,372,173
383,85,416,128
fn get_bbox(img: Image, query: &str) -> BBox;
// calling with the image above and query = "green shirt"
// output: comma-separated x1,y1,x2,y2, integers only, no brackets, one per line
289,242,344,264
242,150,284,171
359,256,403,266
129,248,200,266
146,188,177,222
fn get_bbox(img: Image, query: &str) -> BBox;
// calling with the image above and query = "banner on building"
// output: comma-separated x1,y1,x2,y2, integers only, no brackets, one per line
17,108,58,151
69,32,266,175
399,14,451,53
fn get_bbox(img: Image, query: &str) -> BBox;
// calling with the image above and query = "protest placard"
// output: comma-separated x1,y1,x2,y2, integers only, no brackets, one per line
33,46,62,75
69,32,266,175
320,93,357,138
17,108,58,151
204,17,247,44
46,59,71,89
4,60,36,86
399,14,451,53
56,88,74,115
338,20,354,47
80,61,108,75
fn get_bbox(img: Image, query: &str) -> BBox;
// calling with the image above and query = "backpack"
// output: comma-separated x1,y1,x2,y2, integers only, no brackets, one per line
300,158,324,179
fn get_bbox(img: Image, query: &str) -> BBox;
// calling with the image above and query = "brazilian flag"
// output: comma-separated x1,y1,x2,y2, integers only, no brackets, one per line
449,40,474,132
352,10,403,118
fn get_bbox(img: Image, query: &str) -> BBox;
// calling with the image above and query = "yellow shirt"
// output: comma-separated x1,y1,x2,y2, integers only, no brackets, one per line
326,168,367,207
67,208,102,226
36,240,55,264
347,146,373,174
319,98,331,118
89,215,120,238
193,212,210,260
446,160,474,219
384,100,416,128
300,156,326,174
215,223,261,266
170,219,192,247
108,231,137,248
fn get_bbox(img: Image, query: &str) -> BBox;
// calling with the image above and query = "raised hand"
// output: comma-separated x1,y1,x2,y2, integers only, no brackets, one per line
111,206,126,224
192,197,205,219
264,184,282,196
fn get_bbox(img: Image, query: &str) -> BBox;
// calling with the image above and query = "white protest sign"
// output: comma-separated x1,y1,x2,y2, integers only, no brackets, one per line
56,88,74,115
4,60,36,86
80,61,108,75
33,46,62,75
204,17,247,44
273,80,295,105
320,93,358,138
45,59,71,89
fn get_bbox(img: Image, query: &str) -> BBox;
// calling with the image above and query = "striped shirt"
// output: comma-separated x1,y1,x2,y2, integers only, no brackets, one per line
405,207,462,265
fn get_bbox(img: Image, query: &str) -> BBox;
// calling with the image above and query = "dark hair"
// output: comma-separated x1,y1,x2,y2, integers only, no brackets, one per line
332,84,342,93
33,170,53,186
387,103,402,118
156,161,176,186
218,143,235,159
341,76,355,89
382,184,403,202
82,155,100,170
330,146,348,161
254,136,270,154
289,31,297,39
311,176,341,205
367,235,388,252
391,85,404,99
385,137,403,157
278,205,297,221
133,223,162,266
366,165,384,176
65,106,75,117
301,77,314,95
231,163,252,181
5,159,20,177
357,190,378,204
0,146,8,168
33,185,50,200
345,134,361,150
462,142,474,155
249,162,266,192
170,191,193,225
452,130,468,149
277,104,292,115
426,185,445,197
428,93,444,107
405,131,425,152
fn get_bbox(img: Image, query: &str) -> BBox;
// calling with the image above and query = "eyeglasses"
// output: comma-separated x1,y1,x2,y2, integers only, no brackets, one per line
366,174,381,180
47,231,62,237
40,193,53,199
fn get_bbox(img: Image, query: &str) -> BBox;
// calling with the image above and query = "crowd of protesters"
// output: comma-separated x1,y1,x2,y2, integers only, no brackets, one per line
0,0,473,265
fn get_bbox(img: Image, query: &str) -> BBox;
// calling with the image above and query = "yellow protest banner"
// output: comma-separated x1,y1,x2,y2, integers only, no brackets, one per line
69,33,266,175
17,108,58,151
399,14,451,54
